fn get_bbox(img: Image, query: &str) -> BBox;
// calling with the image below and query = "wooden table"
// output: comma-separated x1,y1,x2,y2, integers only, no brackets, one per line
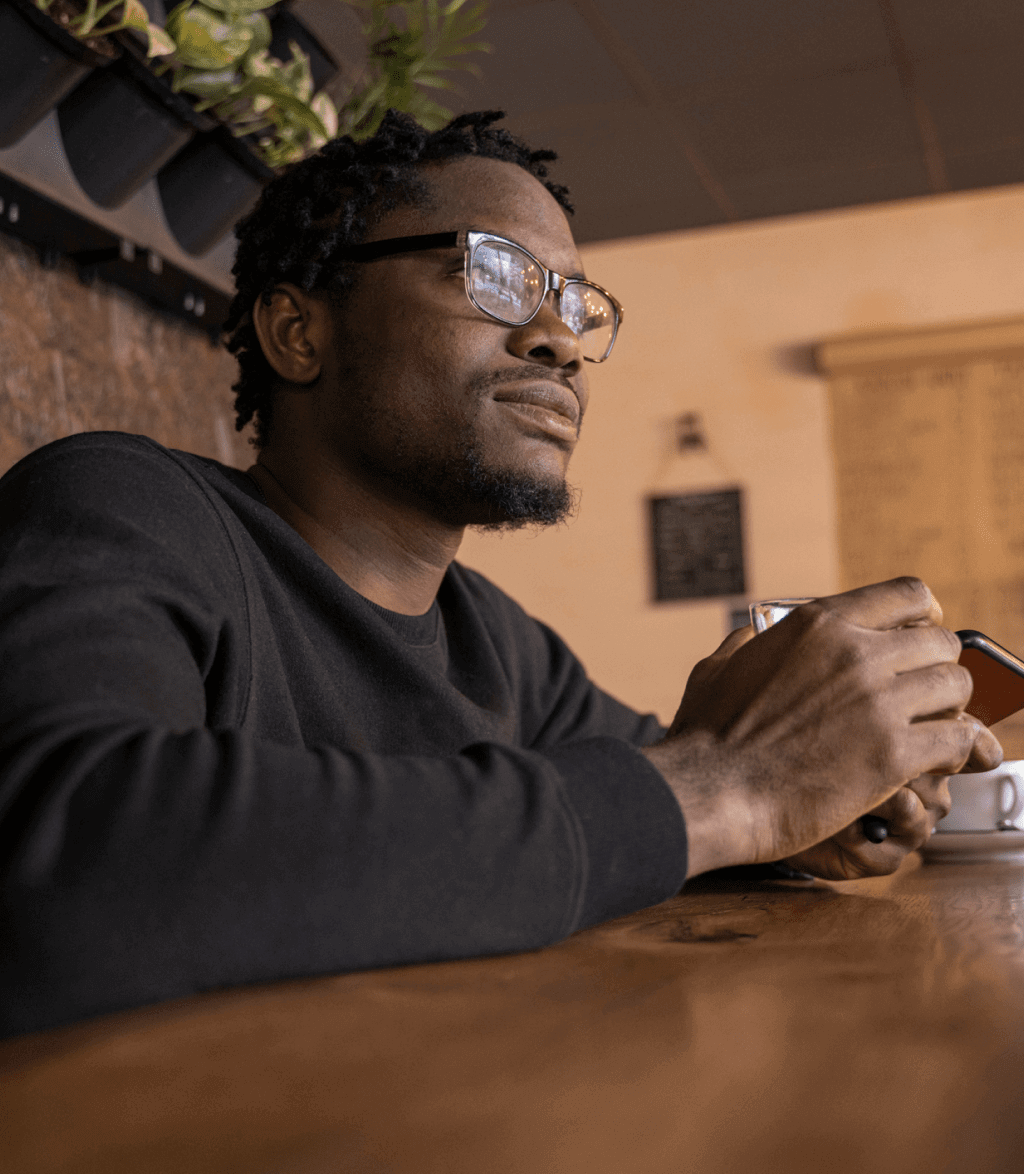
3,854,1024,1174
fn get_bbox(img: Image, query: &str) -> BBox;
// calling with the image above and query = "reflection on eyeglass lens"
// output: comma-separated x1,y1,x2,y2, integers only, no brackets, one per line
469,239,618,361
471,243,544,321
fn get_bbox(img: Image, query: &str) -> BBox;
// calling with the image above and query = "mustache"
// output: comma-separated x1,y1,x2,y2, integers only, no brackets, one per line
469,364,578,395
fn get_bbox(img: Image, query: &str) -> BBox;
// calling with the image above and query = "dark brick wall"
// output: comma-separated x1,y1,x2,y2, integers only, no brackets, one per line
0,234,254,476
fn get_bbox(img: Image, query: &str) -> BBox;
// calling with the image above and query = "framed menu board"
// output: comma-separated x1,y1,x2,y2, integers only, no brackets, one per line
818,316,1024,757
649,488,746,602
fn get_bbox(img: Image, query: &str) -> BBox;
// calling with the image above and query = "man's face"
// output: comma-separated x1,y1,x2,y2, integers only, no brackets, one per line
310,155,592,528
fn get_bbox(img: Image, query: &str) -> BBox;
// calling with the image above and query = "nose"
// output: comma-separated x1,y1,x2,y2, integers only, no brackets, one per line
505,291,583,375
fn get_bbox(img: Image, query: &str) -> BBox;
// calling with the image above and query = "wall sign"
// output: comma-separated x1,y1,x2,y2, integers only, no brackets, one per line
649,488,746,602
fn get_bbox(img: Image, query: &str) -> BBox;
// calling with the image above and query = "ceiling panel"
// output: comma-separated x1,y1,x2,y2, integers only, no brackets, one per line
946,145,1024,194
913,50,1024,159
456,0,634,118
726,158,932,222
591,0,892,95
890,0,1024,59
440,0,1024,242
681,67,919,181
499,101,728,242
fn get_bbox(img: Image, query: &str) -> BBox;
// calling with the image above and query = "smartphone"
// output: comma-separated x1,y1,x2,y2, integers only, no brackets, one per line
957,630,1024,726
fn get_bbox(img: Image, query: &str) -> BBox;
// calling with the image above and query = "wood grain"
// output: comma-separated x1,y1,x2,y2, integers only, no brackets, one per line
3,855,1024,1174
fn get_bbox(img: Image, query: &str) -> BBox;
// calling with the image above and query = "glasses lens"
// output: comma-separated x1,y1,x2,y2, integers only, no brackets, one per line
470,240,545,324
561,283,617,361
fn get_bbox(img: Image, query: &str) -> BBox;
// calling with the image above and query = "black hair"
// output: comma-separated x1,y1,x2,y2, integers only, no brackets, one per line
224,109,574,447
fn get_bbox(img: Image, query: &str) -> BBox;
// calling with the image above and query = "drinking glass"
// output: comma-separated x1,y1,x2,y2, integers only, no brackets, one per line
749,598,816,634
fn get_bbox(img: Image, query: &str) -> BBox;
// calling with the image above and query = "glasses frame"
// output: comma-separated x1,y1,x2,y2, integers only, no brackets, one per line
334,228,624,363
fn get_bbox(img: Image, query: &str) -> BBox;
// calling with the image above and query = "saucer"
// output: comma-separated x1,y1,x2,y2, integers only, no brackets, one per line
920,828,1024,861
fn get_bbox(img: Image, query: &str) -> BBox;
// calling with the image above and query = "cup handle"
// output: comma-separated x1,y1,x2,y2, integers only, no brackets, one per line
997,774,1024,829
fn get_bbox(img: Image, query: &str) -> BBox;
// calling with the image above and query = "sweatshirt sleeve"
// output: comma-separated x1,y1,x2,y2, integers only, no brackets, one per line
0,434,687,1038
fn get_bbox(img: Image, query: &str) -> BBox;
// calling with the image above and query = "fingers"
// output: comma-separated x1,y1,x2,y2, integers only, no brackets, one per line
792,786,933,879
905,773,953,823
864,786,930,846
892,657,974,718
962,723,1004,772
810,577,943,631
882,623,966,677
902,713,1001,778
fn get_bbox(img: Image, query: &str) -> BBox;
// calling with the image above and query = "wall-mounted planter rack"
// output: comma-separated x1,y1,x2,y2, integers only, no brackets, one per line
0,0,116,150
0,0,343,257
0,0,360,334
0,170,231,338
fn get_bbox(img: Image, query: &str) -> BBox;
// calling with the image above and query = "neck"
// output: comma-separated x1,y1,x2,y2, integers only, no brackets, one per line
248,453,463,617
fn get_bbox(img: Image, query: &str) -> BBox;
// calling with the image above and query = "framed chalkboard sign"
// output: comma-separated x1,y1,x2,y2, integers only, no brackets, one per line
649,488,746,601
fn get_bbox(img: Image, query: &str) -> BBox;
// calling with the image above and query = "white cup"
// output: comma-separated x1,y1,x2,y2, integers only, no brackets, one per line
936,763,1024,833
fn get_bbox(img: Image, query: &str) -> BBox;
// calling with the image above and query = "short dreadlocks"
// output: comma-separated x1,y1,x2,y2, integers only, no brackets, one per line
224,109,574,447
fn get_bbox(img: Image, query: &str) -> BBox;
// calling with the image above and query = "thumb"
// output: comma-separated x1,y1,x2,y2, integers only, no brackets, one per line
686,623,757,690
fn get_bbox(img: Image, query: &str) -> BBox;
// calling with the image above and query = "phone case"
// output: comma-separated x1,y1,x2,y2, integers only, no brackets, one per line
956,630,1024,726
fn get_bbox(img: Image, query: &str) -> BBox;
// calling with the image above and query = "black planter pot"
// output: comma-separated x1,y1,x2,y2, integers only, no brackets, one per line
157,128,275,256
57,46,214,209
0,0,115,149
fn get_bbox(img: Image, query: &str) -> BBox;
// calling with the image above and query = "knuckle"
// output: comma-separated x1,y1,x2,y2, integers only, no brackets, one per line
952,661,974,701
892,575,929,601
938,625,963,660
796,599,830,629
935,660,971,698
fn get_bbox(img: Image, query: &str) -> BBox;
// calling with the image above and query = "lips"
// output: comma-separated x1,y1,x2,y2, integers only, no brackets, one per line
492,381,581,431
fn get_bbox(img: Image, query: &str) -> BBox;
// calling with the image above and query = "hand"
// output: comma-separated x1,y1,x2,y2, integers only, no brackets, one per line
642,577,1002,879
783,774,952,880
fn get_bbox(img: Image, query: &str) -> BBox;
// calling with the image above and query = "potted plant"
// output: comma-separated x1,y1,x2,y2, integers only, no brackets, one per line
54,0,228,209
156,0,490,254
154,0,335,252
339,0,489,141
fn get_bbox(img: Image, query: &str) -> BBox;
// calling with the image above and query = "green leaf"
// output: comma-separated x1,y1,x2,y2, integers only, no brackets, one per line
165,3,253,69
311,91,338,139
120,0,148,31
146,21,177,56
411,73,455,91
173,65,240,98
198,0,277,13
229,77,330,138
240,11,271,55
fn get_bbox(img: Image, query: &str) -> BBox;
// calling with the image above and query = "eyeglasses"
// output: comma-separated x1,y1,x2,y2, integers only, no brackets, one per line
334,229,623,363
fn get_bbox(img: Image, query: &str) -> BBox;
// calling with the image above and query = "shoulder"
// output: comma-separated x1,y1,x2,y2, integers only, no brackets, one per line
1,431,228,515
446,561,542,634
446,560,577,667
0,432,242,563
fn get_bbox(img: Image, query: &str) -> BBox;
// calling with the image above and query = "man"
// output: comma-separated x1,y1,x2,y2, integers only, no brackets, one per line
0,111,999,1038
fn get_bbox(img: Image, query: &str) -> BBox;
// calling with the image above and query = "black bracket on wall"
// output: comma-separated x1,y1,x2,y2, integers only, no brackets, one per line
0,171,232,341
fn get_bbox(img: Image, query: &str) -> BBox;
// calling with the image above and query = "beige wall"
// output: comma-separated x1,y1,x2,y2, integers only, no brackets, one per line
460,183,1024,724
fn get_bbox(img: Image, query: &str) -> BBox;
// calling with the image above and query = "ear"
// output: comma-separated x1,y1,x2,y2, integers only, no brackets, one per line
252,283,328,385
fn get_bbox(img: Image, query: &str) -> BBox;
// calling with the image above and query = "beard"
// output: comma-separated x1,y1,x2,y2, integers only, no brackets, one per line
378,431,579,530
337,359,581,530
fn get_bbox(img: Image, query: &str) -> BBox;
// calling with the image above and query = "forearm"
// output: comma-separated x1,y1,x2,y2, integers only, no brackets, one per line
0,725,684,1038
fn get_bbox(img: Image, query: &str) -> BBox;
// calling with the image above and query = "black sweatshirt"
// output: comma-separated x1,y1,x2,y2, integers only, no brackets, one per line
0,432,688,1037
